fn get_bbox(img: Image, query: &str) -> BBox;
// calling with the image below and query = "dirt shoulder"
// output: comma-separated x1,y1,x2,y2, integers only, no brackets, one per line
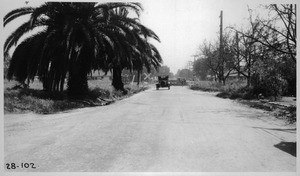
189,82,296,125
237,97,296,124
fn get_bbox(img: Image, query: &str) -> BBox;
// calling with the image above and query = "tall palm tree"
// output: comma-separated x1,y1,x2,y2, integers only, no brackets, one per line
107,7,162,92
4,2,147,96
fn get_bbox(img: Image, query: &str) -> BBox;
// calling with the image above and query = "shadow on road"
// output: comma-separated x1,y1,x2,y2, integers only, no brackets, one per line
153,89,170,91
253,127,296,133
274,142,296,157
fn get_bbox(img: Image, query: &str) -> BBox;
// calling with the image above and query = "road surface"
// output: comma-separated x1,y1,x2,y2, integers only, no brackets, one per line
4,86,296,172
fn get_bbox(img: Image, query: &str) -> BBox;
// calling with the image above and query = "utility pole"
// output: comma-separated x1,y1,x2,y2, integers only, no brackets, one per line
192,54,197,67
236,31,240,79
188,61,193,71
192,54,197,81
219,10,224,84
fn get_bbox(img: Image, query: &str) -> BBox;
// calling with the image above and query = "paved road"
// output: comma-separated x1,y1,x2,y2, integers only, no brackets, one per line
4,86,296,172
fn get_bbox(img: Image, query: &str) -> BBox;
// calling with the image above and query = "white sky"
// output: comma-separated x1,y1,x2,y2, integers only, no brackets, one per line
1,0,297,73
141,0,255,73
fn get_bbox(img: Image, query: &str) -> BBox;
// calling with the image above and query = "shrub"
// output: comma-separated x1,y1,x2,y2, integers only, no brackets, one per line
251,72,287,99
86,87,110,99
216,92,231,98
286,106,296,124
4,80,148,114
190,80,260,100
189,81,222,92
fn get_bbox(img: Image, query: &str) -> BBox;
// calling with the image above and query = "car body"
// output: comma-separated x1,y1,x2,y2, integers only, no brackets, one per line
156,76,170,90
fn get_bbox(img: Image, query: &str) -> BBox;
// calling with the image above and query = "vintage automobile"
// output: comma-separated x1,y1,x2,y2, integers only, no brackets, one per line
169,79,178,85
156,76,170,90
177,77,187,86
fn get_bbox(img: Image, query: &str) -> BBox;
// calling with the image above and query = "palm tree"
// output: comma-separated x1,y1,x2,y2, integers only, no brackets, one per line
4,2,146,96
107,7,162,93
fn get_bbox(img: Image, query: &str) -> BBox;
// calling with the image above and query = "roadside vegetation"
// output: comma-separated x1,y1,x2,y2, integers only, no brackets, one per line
192,5,295,97
189,5,296,124
4,79,147,114
190,80,247,97
190,79,282,100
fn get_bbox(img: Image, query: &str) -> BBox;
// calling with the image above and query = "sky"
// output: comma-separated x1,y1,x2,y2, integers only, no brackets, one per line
1,0,297,73
140,0,256,73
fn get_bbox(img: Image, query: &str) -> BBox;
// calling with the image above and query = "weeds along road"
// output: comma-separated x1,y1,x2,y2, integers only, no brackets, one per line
4,86,296,172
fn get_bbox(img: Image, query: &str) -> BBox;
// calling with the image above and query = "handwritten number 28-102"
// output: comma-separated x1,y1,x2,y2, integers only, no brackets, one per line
6,163,37,169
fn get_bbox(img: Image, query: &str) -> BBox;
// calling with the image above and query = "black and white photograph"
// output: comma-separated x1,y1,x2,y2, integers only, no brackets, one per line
1,0,298,175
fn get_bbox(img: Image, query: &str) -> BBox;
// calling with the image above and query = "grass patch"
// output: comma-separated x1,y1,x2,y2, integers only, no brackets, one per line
190,80,250,99
4,79,147,114
190,80,287,100
190,81,223,92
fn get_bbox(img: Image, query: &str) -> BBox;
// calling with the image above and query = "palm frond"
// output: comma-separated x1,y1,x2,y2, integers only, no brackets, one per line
95,2,142,17
4,7,34,26
4,19,46,55
140,25,161,42
7,32,47,82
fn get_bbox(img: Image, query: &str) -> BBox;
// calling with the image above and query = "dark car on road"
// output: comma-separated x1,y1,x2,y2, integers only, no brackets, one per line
169,79,177,85
156,76,170,90
177,77,187,86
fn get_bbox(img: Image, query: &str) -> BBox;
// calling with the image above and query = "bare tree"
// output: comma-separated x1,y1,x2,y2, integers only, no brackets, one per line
263,4,296,62
234,23,260,87
234,5,296,62
229,4,296,95
197,33,235,84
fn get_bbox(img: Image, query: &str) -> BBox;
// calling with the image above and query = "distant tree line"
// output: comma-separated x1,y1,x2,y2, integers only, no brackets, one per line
193,4,296,97
175,69,193,80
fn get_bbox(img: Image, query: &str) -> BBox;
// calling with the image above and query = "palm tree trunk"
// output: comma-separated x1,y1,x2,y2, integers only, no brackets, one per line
112,66,127,94
42,75,50,91
67,73,88,97
137,70,140,86
67,63,88,97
